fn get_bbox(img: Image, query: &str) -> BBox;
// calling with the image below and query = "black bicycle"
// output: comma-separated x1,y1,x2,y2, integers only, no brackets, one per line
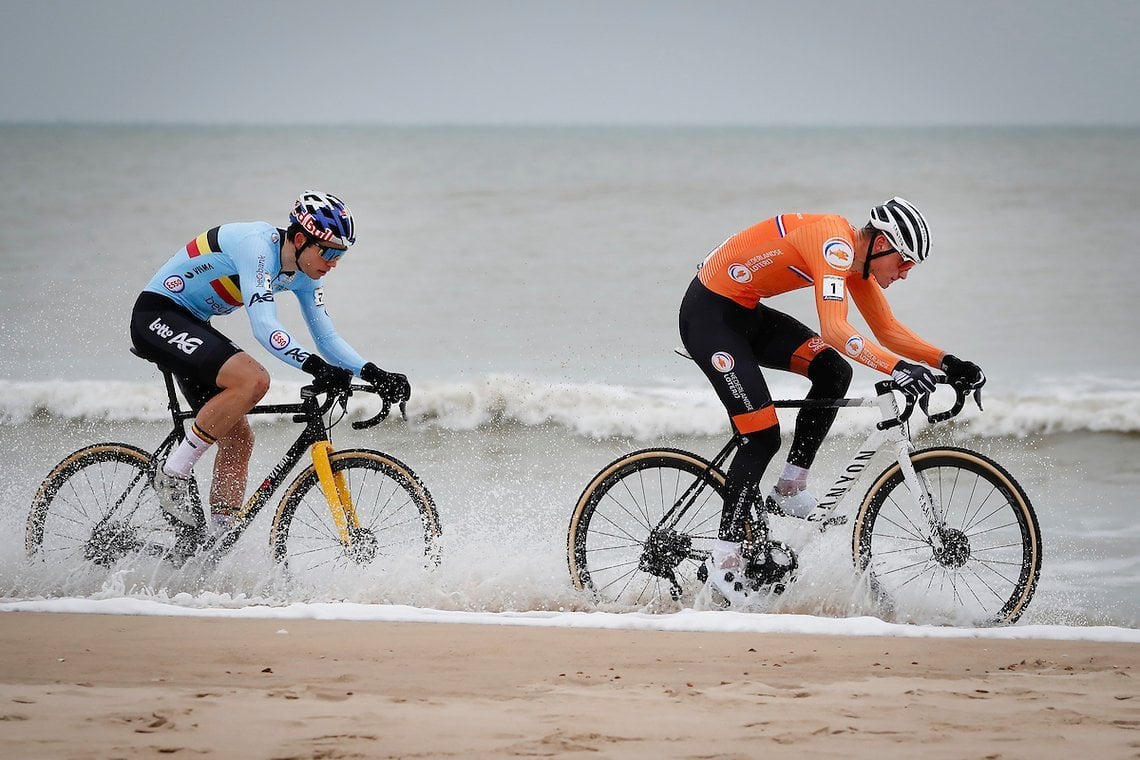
568,377,1041,625
27,356,442,580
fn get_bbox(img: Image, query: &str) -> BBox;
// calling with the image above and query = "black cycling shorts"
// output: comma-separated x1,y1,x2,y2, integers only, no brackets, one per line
678,277,826,433
129,292,243,409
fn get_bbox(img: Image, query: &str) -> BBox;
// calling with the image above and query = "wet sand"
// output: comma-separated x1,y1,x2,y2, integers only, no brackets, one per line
1,612,1137,758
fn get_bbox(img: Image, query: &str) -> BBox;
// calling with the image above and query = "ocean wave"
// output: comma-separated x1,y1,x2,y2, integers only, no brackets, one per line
2,374,1138,439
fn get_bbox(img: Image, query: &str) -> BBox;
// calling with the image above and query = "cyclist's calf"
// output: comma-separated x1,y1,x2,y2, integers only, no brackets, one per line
721,424,781,541
787,351,852,470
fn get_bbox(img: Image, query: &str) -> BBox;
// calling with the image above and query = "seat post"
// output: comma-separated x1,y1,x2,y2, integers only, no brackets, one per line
130,347,189,430
161,368,185,428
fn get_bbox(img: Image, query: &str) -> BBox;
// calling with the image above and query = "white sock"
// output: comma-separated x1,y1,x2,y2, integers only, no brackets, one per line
712,539,743,569
209,510,233,534
163,422,216,478
776,463,810,494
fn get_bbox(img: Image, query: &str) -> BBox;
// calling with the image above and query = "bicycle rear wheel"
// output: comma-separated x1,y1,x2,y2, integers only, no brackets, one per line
270,448,441,577
852,446,1041,626
568,448,726,608
27,443,185,566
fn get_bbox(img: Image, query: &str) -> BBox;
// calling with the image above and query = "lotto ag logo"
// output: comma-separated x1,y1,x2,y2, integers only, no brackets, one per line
728,264,752,283
270,330,291,350
163,275,186,293
712,351,735,373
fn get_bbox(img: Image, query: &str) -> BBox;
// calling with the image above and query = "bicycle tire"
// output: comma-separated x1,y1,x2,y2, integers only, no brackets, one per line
26,443,184,565
270,448,442,576
568,448,726,607
852,446,1042,626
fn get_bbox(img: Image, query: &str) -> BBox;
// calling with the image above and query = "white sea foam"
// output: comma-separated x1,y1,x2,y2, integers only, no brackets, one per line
3,597,1138,643
2,374,1138,439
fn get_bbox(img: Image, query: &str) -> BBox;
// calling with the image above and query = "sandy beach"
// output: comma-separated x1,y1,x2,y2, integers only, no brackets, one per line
0,612,1136,758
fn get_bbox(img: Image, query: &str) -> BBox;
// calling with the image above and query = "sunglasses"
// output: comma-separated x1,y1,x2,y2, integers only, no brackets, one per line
304,235,347,262
870,247,915,270
317,244,347,262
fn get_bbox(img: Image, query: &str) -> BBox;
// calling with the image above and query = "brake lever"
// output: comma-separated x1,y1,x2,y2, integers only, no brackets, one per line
399,400,408,421
973,387,984,411
918,393,932,419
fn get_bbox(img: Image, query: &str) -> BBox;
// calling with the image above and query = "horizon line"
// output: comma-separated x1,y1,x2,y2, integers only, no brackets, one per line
1,119,1138,130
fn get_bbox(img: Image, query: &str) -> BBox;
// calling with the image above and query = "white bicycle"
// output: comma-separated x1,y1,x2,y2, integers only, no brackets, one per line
567,376,1041,625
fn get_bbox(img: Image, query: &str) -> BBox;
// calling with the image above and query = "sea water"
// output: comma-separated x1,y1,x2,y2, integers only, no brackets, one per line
1,125,1137,627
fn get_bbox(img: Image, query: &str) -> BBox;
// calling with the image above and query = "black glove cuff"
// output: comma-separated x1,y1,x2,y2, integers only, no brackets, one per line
301,354,328,376
360,362,382,384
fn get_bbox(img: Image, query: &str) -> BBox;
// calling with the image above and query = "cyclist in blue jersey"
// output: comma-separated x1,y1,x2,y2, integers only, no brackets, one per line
130,191,410,533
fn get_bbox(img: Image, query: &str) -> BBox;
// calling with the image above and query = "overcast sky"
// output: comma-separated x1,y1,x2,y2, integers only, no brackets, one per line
2,0,1137,126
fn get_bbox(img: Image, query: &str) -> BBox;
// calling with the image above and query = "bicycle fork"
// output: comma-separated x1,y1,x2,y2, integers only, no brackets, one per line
309,441,361,543
870,388,952,557
889,437,951,557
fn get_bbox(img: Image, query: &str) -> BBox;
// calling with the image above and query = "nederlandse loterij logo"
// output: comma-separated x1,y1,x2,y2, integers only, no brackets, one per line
823,238,854,270
728,263,752,283
712,351,735,372
845,335,864,357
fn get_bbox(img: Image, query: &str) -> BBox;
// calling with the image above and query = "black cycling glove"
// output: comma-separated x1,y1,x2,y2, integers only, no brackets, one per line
941,354,986,389
301,354,354,393
361,362,411,404
891,360,937,398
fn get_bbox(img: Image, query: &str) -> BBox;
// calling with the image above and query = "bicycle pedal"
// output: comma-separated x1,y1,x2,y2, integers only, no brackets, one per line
168,524,205,565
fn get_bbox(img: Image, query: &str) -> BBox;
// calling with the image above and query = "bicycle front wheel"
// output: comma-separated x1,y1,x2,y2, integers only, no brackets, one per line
852,446,1041,626
27,443,182,566
568,448,726,607
271,448,441,577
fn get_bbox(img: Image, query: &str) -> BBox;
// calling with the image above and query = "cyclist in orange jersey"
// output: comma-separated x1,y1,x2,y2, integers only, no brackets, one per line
678,197,986,607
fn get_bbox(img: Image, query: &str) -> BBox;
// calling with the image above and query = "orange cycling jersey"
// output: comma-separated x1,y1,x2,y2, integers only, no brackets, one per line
697,213,943,373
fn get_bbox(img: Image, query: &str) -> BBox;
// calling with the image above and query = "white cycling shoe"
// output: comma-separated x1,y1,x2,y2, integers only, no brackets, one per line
152,467,201,529
703,556,761,609
766,486,819,518
765,487,847,528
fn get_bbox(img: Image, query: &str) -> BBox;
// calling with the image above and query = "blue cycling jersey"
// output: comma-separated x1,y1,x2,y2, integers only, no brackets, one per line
142,222,365,375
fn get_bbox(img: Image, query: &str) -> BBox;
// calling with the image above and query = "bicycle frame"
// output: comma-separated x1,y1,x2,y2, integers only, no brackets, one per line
660,380,953,558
